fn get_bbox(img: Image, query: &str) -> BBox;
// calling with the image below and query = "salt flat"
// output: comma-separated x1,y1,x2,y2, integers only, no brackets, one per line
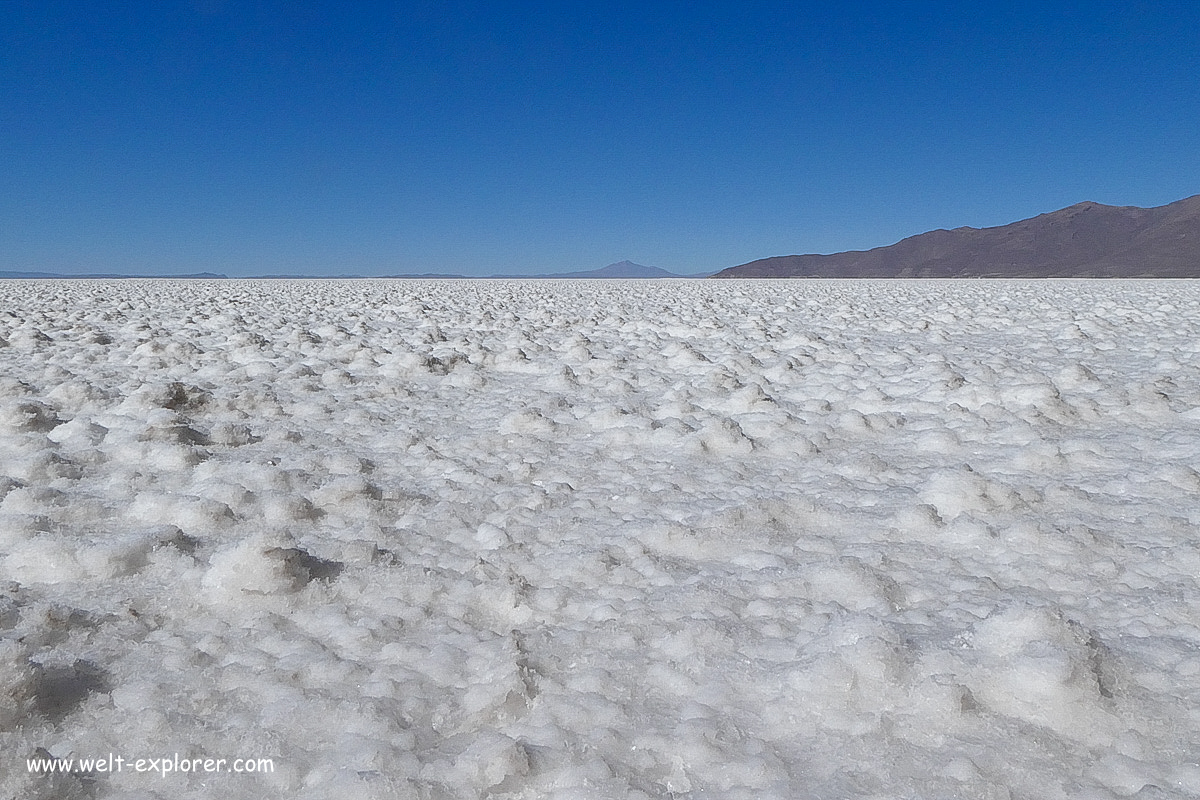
2,278,1199,799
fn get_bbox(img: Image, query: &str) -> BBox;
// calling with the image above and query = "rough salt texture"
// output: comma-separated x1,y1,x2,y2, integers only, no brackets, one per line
1,278,1199,799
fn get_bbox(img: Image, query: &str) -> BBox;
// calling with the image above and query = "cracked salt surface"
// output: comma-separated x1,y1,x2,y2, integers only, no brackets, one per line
2,278,1200,798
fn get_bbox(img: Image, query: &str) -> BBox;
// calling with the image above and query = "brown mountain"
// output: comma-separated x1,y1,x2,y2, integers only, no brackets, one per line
712,195,1200,278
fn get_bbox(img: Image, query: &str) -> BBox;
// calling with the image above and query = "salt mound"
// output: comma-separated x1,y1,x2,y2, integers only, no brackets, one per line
966,604,1119,745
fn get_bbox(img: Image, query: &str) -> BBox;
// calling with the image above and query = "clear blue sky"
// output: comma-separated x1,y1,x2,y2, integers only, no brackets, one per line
3,1,1199,276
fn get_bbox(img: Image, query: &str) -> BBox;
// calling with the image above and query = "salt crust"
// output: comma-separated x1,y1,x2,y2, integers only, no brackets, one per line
1,279,1199,798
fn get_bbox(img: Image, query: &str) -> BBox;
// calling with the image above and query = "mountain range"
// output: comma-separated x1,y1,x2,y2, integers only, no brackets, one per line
712,194,1200,278
4,195,1199,280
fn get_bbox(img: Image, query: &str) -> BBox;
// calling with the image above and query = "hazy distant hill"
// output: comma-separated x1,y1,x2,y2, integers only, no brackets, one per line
712,195,1200,278
0,271,229,279
489,260,714,279
540,260,680,278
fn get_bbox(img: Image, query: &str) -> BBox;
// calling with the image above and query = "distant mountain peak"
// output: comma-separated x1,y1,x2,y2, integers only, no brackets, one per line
589,261,676,278
495,261,686,279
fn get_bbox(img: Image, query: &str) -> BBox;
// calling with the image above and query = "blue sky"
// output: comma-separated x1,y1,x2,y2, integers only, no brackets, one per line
3,2,1199,276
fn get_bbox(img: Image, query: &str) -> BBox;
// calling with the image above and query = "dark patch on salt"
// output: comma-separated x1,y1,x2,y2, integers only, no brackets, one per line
31,659,112,722
13,401,61,432
272,547,345,584
160,381,211,411
155,525,201,556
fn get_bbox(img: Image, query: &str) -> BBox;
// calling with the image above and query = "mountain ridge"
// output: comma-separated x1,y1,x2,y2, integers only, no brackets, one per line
712,195,1200,278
